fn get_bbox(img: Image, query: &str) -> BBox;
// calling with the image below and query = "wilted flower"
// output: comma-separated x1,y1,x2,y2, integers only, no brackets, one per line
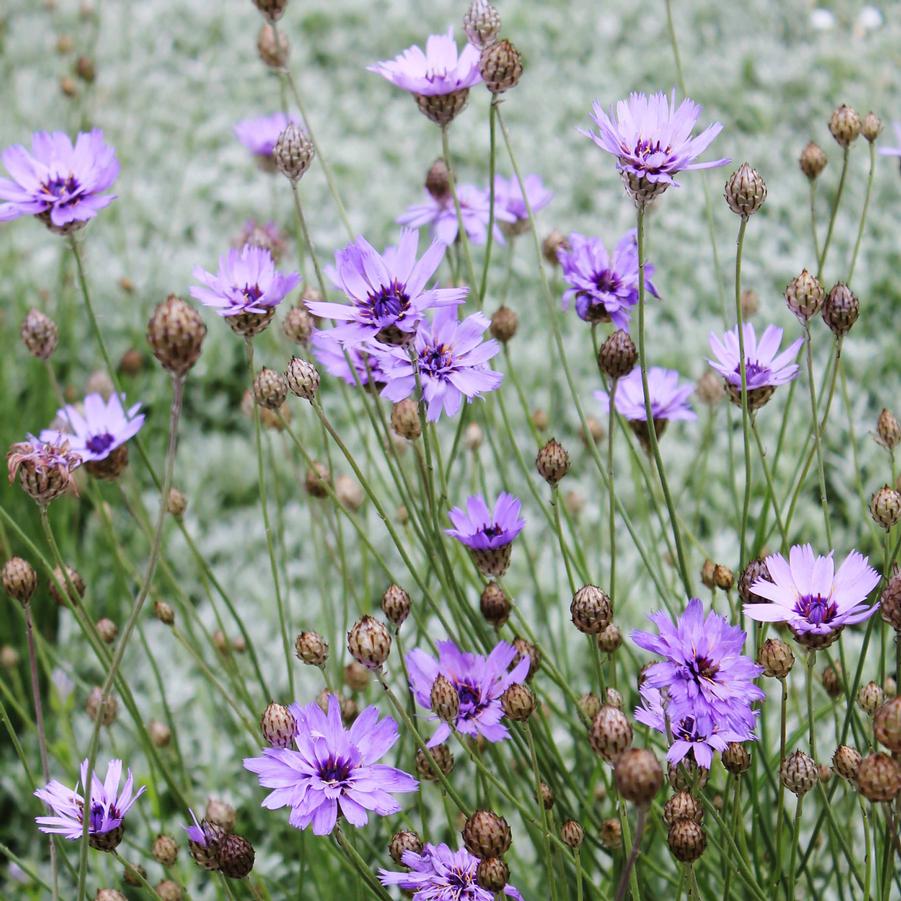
233,112,298,164
184,809,224,870
41,393,144,462
8,435,82,505
398,183,513,246
493,174,553,235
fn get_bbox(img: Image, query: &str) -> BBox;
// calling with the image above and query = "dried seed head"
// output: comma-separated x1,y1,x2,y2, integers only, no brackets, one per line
152,834,179,866
560,819,584,849
155,881,183,901
758,638,795,679
489,305,518,343
96,618,118,644
154,600,175,625
740,289,759,318
832,745,862,781
252,0,288,22
589,705,633,762
479,40,522,94
615,748,663,806
570,585,613,634
861,112,883,143
86,686,118,726
536,438,570,486
347,615,391,669
596,623,622,653
416,743,454,781
284,356,319,401
20,308,59,359
542,230,569,267
480,581,511,628
166,487,187,517
275,125,315,182
739,557,772,604
501,682,536,721
822,282,859,337
667,819,707,863
463,0,501,50
389,829,423,864
2,556,37,605
600,817,623,850
147,295,206,376
784,269,825,321
722,742,751,775
821,662,843,698
476,857,509,893
874,697,901,752
253,368,288,410
858,680,885,715
696,370,725,406
713,564,734,591
870,485,901,530
344,661,370,692
724,163,767,218
390,399,422,441
149,720,172,747
431,674,460,722
598,329,637,379
828,104,862,147
8,438,81,505
780,750,818,796
381,584,411,628
856,752,901,802
663,791,704,825
876,409,901,451
295,630,328,666
260,702,297,748
512,637,540,681
257,23,289,68
462,809,511,859
414,90,470,127
539,781,555,809
218,833,254,879
205,798,236,833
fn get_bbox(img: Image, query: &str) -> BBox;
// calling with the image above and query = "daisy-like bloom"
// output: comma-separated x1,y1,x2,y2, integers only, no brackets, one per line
446,492,524,576
35,758,145,851
493,173,553,237
707,323,802,411
368,28,482,126
377,308,503,421
398,183,513,246
635,686,756,770
632,598,764,726
311,330,390,388
0,129,118,233
243,694,417,836
559,231,658,328
594,366,695,451
406,640,531,747
744,544,881,649
7,435,81,505
877,122,901,161
380,842,524,900
305,229,466,346
581,91,730,205
234,112,298,170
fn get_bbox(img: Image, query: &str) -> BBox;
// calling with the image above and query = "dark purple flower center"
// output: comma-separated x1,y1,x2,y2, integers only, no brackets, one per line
687,654,719,681
419,342,455,377
480,523,504,540
242,283,264,305
674,715,700,742
41,173,80,203
592,268,622,296
317,754,354,786
86,432,115,456
454,679,483,717
794,594,838,625
633,138,668,162
734,360,770,382
367,280,410,326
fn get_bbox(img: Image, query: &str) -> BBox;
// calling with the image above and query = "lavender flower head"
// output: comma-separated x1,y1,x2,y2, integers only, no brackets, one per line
406,639,531,747
0,129,118,232
581,91,729,204
398,183,512,246
377,308,503,420
708,323,802,410
877,122,901,160
311,329,389,388
8,434,82,505
632,598,764,728
744,544,880,649
493,174,553,236
446,492,525,576
243,694,417,835
191,244,300,317
380,842,524,900
234,112,298,163
35,758,145,850
305,229,466,346
41,393,144,462
559,231,657,328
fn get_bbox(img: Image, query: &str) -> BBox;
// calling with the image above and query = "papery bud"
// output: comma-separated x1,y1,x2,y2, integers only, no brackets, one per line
463,0,501,50
347,615,391,669
152,834,179,866
416,743,454,781
2,556,37,605
166,488,187,517
667,819,707,863
542,230,568,267
95,890,126,901
739,557,772,604
870,485,901,530
257,23,288,68
261,702,297,748
861,112,883,143
828,104,861,147
615,748,663,806
713,564,734,591
424,158,451,200
598,329,637,379
589,705,633,762
122,865,147,885
389,830,423,864
390,399,421,441
219,833,255,879
800,142,828,180
415,91,470,127
149,720,172,747
476,858,509,893
539,782,554,809
511,637,540,681
252,0,287,22
489,305,518,343
874,697,901,752
154,600,175,625
501,682,535,721
724,163,767,218
462,809,511,859
821,662,843,698
722,742,751,775
381,583,411,628
600,817,622,850
480,581,510,628
155,881,182,901
663,791,704,825
822,282,859,337
780,750,818,796
147,295,206,377
335,474,363,511
275,125,315,182
295,631,328,666
96,618,118,644
479,40,522,94
464,422,483,450
304,461,331,498
668,758,709,792
696,370,725,406
205,798,236,833
758,638,795,678
858,680,885,715
785,269,825,321
596,623,622,653
285,356,319,400
570,585,613,634
700,559,716,589
605,687,623,710
344,661,369,692
431,674,460,722
578,692,601,721
48,565,83,606
876,409,901,451
740,289,759,318
560,819,584,849
536,438,570,486
86,686,118,726
832,745,862,781
283,305,314,344
856,753,901,802
20,309,59,359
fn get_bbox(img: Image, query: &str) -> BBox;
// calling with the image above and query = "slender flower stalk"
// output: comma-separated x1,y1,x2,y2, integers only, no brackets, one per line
480,98,500,303
441,125,481,304
733,217,753,568
805,326,832,545
816,148,849,281
848,140,876,283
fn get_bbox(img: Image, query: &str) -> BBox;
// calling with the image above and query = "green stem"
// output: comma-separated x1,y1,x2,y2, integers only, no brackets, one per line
817,147,849,282
608,379,618,598
441,124,480,303
479,99,499,305
525,722,560,901
806,651,817,760
848,141,876,283
773,678,787,897
809,181,820,262
733,216,752,568
804,326,832,546
787,795,805,901
614,805,647,901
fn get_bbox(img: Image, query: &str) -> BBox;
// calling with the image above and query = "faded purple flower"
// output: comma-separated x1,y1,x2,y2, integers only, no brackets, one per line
234,112,298,161
398,183,513,246
406,640,531,747
493,173,553,235
243,694,417,835
559,231,657,328
708,323,802,399
311,329,389,387
446,493,524,551
377,308,503,420
305,229,466,346
191,245,300,318
0,129,118,232
745,544,880,646
35,759,145,847
7,434,82,503
41,393,144,462
380,842,524,900
594,367,696,422
878,122,901,159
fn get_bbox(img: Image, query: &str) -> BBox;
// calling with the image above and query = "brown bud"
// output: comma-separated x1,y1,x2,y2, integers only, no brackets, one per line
800,142,828,180
598,329,637,379
539,781,554,809
822,282,859,338
874,697,901,752
570,585,612,634
713,564,734,591
861,112,883,143
219,833,254,879
512,637,540,681
758,638,795,679
832,745,862,781
425,158,451,201
390,399,421,441
303,461,331,498
739,557,772,604
560,818,584,849
60,76,78,98
344,661,370,692
542,230,569,267
856,752,901,802
578,692,601,721
205,798,236,833
20,308,59,359
166,488,187,517
121,864,146,885
722,742,751,775
828,104,861,147
780,750,818,796
533,408,550,432
149,720,172,747
285,356,319,400
463,0,501,50
389,829,423,864
86,686,118,726
600,817,623,850
596,623,622,653
615,748,663,806
96,618,118,644
740,289,759,318
785,269,825,321
489,305,518,343
416,743,454,781
870,485,901,530
155,881,183,901
700,558,716,589
668,758,709,792
260,702,297,748
876,409,901,452
724,163,767,218
479,39,522,94
95,891,127,901
858,680,885,715
275,125,315,182
253,368,288,410
589,705,633,762
257,23,288,68
696,370,725,406
381,584,411,628
153,600,175,626
252,0,288,22
881,568,901,631
334,474,363,512
663,791,704,825
536,438,570,486
501,683,535,721
347,615,391,669
479,581,510,628
476,857,509,893
2,556,37,604
295,631,328,667
48,564,84,607
431,674,460,722
152,834,179,866
147,295,206,376
283,305,314,344
462,809,511,859
668,819,707,863
821,662,843,698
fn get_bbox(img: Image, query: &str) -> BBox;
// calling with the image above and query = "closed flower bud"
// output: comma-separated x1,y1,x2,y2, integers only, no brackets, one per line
668,819,706,863
155,881,183,901
275,125,314,182
20,308,59,359
390,399,421,441
431,674,460,722
463,809,511,859
283,305,314,344
858,680,884,715
589,705,633,762
479,581,510,628
257,23,288,68
598,329,637,379
870,485,901,529
416,743,454,781
464,422,483,450
389,829,423,863
147,295,206,377
785,269,825,321
2,556,37,604
304,461,331,498
205,798,236,833
536,438,570,486
758,638,795,678
252,0,287,22
152,834,178,866
463,0,501,50
285,356,319,400
260,702,297,748
874,697,901,752
828,104,861,147
154,600,175,625
501,682,535,721
560,819,584,849
479,39,522,94
570,585,613,634
489,305,518,343
166,487,187,517
615,748,663,806
295,630,328,666
700,558,716,589
800,141,828,179
425,158,451,201
578,692,601,721
821,662,843,698
122,865,146,886
724,163,767,218
218,833,254,879
542,230,569,266
822,282,859,337
96,618,118,644
596,623,622,653
856,752,901,802
476,857,509,893
95,890,127,901
347,615,391,669
533,409,550,432
713,564,734,591
344,661,370,692
606,689,624,711
86,686,117,726
600,817,622,850
119,347,144,375
741,289,759,317
380,583,411,628
539,781,554,809
861,112,883,143
880,568,901,631
780,750,818,796
512,637,540,681
832,745,862,781
663,791,704,826
149,719,171,747
696,370,725,406
668,758,709,792
739,557,772,604
876,409,901,451
253,368,288,410
722,742,751,775
335,474,363,511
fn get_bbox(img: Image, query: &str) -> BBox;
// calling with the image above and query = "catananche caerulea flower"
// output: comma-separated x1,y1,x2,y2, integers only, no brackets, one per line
398,183,513,246
744,544,880,649
707,323,802,410
493,173,553,236
581,91,729,203
35,758,145,851
41,393,144,462
306,229,466,346
243,694,417,835
380,842,524,899
405,640,531,747
632,598,764,727
0,129,118,232
377,308,502,421
558,231,657,328
446,492,525,576
311,330,390,388
234,112,298,167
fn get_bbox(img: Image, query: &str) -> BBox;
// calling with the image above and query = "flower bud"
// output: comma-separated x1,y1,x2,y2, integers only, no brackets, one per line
828,104,861,147
821,662,843,698
257,23,288,68
479,40,522,94
275,125,315,182
615,748,663,806
463,0,501,50
283,305,314,344
205,798,236,833
489,305,518,343
47,564,82,607
785,269,825,321
431,674,460,722
381,583,411,628
462,809,511,859
476,858,509,893
464,422,483,450
147,295,206,377
570,585,613,634
86,686,118,726
295,630,328,666
876,409,901,451
149,720,172,747
285,356,319,400
696,370,725,406
700,558,716,589
155,881,183,901
253,368,288,410
260,702,297,748
589,705,633,762
874,697,901,752
252,0,287,22
154,600,175,625
870,485,901,530
713,564,734,591
600,817,622,850
20,308,59,359
389,829,422,864
2,556,37,605
542,230,568,267
415,91,470,127
560,819,584,849
152,834,179,866
479,581,510,628
501,682,535,721
596,623,622,653
722,742,751,775
390,399,421,441
858,680,885,715
780,750,818,796
416,743,454,781
219,833,255,879
739,557,772,604
511,637,540,681
663,791,704,825
668,758,709,792
668,819,707,863
335,474,364,511
861,112,883,143
758,638,795,679
856,752,901,802
344,661,370,692
724,163,767,218
347,615,391,669
822,282,859,337
832,745,862,781
96,890,127,901
741,289,759,317
304,461,331,498
96,618,118,644
166,488,187,517
536,438,570,486
598,329,637,379
539,781,554,809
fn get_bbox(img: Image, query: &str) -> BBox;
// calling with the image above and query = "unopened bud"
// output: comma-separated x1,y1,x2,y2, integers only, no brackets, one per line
347,615,391,669
480,581,510,628
20,309,59,359
489,305,518,343
431,674,460,722
861,112,883,143
615,748,663,806
261,702,297,748
758,638,794,678
663,791,704,825
295,631,328,666
285,356,319,400
257,23,289,68
2,556,37,605
724,163,767,218
390,399,421,441
152,834,178,867
832,745,862,781
799,142,828,180
874,697,901,752
463,0,501,50
389,830,422,864
154,600,175,626
275,125,314,182
536,438,570,486
479,40,522,94
598,329,637,379
542,230,568,267
780,750,818,796
252,0,288,22
856,753,901,802
870,485,901,530
822,282,859,337
876,409,901,451
416,743,454,781
722,742,751,774
381,584,411,628
668,819,707,863
560,818,584,849
570,585,613,634
858,680,885,715
476,858,509,893
828,104,861,147
253,368,288,409
785,269,825,321
596,623,622,653
501,682,535,721
166,488,187,517
147,295,206,377
462,809,511,859
589,705,633,762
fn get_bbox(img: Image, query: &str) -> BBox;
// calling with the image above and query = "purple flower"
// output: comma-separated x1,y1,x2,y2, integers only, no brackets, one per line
493,174,553,235
7,434,82,504
184,809,211,846
581,91,729,202
398,184,513,246
632,598,764,727
594,367,696,422
635,686,756,770
380,842,524,900
41,393,144,462
559,231,657,328
0,129,118,232
377,308,503,421
744,544,880,648
406,640,531,747
446,493,524,551
878,122,901,159
234,112,298,160
35,759,145,848
305,229,466,346
368,28,482,96
191,244,300,318
243,694,417,835
311,329,390,387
